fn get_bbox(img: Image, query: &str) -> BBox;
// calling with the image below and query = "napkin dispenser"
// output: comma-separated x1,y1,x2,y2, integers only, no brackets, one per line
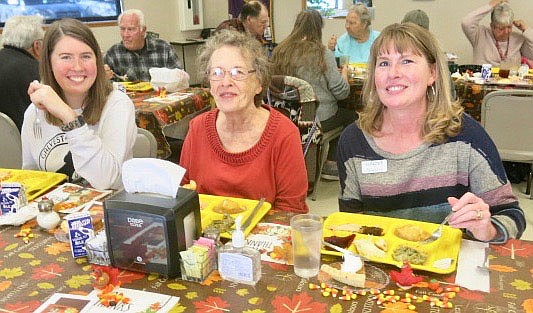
104,188,201,278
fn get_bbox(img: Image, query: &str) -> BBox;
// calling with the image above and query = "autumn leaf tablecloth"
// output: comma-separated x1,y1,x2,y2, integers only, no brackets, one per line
1,211,532,313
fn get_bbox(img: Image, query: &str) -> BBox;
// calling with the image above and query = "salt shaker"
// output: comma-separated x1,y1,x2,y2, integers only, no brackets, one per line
36,198,61,230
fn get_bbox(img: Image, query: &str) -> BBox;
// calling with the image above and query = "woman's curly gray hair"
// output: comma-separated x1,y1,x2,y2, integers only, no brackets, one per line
196,29,271,106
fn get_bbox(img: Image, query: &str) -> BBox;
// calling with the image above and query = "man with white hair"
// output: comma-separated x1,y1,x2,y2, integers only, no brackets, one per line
327,4,380,64
461,0,533,67
0,15,44,131
104,9,182,81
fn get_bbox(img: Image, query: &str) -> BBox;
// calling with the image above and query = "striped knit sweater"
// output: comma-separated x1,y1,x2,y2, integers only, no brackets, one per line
337,114,525,243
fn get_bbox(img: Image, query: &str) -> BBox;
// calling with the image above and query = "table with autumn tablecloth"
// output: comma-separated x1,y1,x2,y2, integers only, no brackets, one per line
131,87,214,159
1,210,532,313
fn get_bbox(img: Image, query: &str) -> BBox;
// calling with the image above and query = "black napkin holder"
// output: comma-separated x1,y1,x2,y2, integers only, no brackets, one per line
104,188,201,278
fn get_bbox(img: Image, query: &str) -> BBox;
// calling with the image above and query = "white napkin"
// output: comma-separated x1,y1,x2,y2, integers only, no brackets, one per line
455,239,490,292
122,158,186,198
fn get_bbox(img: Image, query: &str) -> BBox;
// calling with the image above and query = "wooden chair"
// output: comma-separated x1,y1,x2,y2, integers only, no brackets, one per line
266,75,342,200
481,89,533,199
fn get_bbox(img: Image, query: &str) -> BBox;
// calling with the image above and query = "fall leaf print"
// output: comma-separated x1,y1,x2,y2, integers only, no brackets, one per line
0,280,12,291
271,291,327,313
169,304,188,313
0,236,7,249
18,253,34,259
0,267,24,279
492,240,533,258
490,264,517,272
36,282,55,289
65,274,92,288
168,282,187,290
201,271,222,286
237,288,249,296
380,302,417,313
185,291,198,299
330,303,343,313
45,242,71,255
193,296,231,312
458,288,485,301
244,310,266,313
1,300,42,313
522,298,533,313
511,279,532,291
268,262,291,272
31,263,64,279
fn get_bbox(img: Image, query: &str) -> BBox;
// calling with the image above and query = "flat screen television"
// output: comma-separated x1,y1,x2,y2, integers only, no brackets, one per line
0,0,123,28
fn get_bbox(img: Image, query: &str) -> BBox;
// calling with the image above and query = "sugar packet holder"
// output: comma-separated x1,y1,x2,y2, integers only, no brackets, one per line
179,237,217,282
66,212,94,258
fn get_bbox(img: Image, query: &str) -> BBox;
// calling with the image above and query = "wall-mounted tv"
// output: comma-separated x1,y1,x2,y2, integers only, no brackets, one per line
0,0,123,28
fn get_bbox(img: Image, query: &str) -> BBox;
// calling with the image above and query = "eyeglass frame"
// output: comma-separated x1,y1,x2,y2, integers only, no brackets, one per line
207,66,257,81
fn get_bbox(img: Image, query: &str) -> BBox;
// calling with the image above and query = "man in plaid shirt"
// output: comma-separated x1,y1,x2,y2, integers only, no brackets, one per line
104,9,182,82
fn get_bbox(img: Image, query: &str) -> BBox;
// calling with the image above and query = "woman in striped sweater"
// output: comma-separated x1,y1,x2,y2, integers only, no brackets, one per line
337,23,525,243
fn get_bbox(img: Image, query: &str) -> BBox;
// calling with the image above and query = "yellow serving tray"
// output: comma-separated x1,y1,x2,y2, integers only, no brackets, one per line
122,81,153,92
0,168,67,201
199,194,272,240
322,212,463,274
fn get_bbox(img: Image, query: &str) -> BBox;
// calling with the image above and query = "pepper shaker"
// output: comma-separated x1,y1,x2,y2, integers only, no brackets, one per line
36,198,61,230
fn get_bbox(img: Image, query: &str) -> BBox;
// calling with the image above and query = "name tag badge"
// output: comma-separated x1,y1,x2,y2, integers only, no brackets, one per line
361,160,387,174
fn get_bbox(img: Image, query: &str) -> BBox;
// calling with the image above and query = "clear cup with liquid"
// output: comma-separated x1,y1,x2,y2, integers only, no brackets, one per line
290,214,323,278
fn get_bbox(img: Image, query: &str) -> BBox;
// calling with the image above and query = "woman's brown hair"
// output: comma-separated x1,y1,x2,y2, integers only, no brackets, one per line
40,18,112,126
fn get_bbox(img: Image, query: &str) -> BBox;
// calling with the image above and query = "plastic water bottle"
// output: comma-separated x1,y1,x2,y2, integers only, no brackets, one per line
518,63,529,79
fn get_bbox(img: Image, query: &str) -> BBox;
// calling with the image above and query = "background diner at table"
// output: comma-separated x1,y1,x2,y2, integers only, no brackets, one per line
179,29,308,213
271,9,351,182
21,18,136,190
104,9,183,82
337,23,525,244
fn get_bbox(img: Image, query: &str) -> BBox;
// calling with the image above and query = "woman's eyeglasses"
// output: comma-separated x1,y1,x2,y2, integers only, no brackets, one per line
208,67,256,81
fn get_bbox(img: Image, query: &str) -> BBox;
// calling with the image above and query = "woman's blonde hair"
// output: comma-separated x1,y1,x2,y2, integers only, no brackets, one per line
270,9,327,78
359,23,463,144
40,18,112,126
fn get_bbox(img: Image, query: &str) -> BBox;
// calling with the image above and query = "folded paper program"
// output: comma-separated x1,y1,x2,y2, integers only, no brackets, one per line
122,158,186,198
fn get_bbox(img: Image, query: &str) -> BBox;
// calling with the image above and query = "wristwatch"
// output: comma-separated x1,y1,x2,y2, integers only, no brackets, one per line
60,115,86,132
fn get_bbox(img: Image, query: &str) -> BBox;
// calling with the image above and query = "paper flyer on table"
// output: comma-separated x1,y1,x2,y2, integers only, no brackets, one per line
35,288,180,313
246,222,293,265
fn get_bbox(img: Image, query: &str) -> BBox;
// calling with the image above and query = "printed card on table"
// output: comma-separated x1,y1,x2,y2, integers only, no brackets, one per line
34,293,97,313
246,223,293,265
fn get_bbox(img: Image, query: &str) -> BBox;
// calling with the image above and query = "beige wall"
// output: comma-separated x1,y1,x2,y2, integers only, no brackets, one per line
3,0,531,66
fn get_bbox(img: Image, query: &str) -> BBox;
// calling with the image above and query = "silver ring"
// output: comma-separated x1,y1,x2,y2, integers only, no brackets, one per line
476,210,483,220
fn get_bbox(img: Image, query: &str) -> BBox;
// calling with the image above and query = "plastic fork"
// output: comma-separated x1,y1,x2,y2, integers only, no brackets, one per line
33,106,42,139
423,211,454,244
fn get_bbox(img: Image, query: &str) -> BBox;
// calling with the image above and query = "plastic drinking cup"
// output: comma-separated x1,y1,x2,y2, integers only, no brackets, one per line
290,214,323,278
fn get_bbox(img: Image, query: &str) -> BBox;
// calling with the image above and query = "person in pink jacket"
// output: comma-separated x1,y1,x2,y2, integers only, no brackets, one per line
461,0,533,67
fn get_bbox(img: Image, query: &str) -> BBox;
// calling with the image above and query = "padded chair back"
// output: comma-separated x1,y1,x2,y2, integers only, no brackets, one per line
266,75,320,155
481,89,533,198
481,90,533,161
0,112,22,168
133,128,158,158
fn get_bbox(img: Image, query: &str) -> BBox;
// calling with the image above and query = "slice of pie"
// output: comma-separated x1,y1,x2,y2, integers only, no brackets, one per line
320,263,366,288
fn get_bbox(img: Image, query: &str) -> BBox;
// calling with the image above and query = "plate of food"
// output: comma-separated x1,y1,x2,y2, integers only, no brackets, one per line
38,183,112,214
318,262,390,291
322,212,463,274
0,168,67,201
199,194,272,239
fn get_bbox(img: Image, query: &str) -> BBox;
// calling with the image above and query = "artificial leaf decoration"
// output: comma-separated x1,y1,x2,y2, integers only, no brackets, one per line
511,279,532,291
390,261,423,288
522,299,533,313
202,271,222,286
31,264,64,280
490,264,517,273
271,291,327,312
193,296,230,313
0,280,12,291
0,267,24,279
45,242,70,255
380,302,417,313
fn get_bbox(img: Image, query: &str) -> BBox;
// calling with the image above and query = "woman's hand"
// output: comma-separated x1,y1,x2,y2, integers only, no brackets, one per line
28,80,77,124
513,19,528,32
447,192,498,242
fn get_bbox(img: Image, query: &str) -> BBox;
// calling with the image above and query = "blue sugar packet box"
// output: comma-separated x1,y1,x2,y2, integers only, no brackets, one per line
66,212,94,258
1,182,28,215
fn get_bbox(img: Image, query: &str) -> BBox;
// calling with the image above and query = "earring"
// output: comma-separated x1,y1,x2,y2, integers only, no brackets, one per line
427,85,436,100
